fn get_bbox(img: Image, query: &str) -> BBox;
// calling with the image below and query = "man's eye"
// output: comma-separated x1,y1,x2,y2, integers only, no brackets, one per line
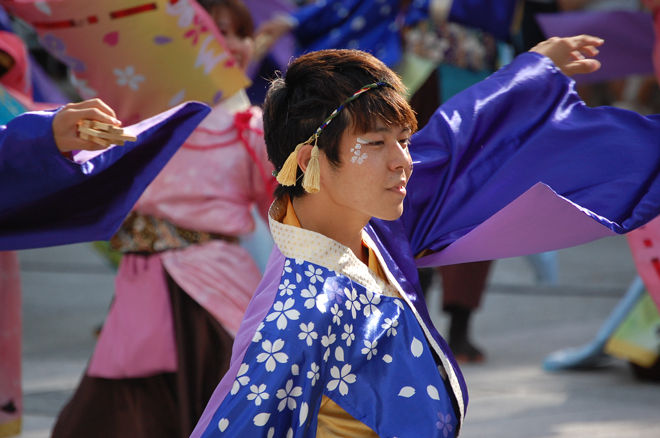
399,139,411,148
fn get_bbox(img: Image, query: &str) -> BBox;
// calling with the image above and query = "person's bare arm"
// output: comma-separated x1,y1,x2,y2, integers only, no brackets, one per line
52,98,121,153
530,34,604,76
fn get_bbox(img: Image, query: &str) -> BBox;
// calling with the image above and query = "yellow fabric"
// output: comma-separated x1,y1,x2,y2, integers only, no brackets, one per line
0,418,21,438
280,196,380,438
282,196,302,228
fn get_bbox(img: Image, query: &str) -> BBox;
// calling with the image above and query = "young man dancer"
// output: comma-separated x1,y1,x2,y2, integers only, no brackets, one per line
192,36,660,437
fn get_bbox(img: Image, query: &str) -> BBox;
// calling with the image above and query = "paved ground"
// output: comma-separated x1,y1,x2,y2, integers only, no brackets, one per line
15,234,660,437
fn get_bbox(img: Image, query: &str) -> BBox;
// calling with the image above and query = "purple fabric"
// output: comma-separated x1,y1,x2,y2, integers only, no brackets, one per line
365,221,470,411
416,183,617,268
536,10,655,83
403,52,660,258
0,101,210,250
191,246,286,438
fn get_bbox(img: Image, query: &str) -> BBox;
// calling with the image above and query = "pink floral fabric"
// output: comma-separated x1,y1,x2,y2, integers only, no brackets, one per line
89,92,275,378
135,93,274,337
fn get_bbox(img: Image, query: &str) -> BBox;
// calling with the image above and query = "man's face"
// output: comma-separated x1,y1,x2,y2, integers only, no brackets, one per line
318,121,413,222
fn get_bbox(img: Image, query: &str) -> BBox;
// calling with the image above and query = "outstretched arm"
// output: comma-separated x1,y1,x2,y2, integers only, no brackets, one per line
0,102,210,250
402,36,660,256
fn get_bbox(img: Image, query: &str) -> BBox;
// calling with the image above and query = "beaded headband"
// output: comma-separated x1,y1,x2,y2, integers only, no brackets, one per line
274,82,391,193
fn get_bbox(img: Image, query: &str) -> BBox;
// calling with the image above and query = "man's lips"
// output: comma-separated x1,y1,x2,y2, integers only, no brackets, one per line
388,182,407,195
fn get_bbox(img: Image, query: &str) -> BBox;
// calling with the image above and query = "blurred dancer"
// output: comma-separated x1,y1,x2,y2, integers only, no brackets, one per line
52,1,274,437
406,20,499,363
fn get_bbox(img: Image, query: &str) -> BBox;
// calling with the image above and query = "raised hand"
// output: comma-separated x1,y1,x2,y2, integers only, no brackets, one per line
530,35,604,77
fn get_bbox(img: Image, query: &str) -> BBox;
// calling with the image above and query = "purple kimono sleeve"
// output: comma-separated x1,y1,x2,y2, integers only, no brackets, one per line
0,101,210,250
402,52,660,257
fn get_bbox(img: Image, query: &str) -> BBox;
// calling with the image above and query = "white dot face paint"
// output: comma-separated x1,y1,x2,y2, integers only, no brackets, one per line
350,138,370,164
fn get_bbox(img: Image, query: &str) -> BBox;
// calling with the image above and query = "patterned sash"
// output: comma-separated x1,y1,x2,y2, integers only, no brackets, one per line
110,211,238,253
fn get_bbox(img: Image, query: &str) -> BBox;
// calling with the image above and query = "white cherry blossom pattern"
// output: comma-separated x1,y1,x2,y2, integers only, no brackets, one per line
341,324,355,346
381,317,399,337
218,417,229,432
301,284,328,313
291,364,300,376
398,386,416,398
247,384,269,406
298,322,318,347
305,264,324,284
321,325,337,362
114,65,145,91
256,339,289,372
327,364,357,396
360,290,382,318
276,379,303,411
278,279,296,296
266,298,300,330
350,140,369,164
294,258,305,265
299,402,309,427
344,288,362,319
252,322,265,343
330,304,343,325
411,337,424,358
334,346,345,362
427,385,441,401
394,299,405,310
361,339,378,360
307,362,320,386
230,363,250,395
253,412,270,427
284,259,293,274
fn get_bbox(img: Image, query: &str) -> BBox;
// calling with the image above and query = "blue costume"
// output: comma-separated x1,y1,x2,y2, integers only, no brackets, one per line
292,0,518,67
0,102,210,250
192,52,660,437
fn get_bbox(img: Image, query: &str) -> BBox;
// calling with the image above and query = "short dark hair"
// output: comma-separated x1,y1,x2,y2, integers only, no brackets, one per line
264,49,417,199
198,0,254,38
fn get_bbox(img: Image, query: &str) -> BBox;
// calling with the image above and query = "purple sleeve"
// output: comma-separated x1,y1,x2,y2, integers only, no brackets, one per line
402,52,660,256
0,102,211,250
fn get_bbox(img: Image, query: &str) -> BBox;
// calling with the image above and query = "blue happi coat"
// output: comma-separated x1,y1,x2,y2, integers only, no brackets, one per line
196,211,461,437
193,52,660,437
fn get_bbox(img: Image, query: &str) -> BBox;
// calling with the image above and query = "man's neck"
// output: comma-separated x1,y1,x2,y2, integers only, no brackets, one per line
292,195,370,264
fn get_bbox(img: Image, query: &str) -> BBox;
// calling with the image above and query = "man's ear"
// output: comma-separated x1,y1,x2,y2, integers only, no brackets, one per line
296,143,314,174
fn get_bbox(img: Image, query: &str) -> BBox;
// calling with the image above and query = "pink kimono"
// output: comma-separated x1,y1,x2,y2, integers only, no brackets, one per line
87,89,275,378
